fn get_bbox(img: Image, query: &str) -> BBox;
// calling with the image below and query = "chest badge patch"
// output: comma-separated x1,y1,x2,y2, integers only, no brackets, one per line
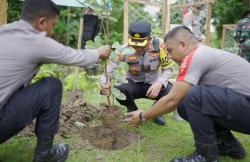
129,65,139,74
149,52,159,57
128,55,138,61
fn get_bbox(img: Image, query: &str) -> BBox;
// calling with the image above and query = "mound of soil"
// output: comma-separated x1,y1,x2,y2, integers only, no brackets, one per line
79,103,143,150
19,97,143,150
20,95,101,138
81,126,143,150
59,96,101,137
100,104,123,130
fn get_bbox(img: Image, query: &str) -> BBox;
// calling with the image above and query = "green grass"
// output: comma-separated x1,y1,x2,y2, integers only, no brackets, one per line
0,91,250,162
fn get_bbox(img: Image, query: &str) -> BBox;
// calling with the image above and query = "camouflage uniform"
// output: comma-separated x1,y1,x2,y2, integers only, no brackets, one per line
191,13,203,41
234,16,250,62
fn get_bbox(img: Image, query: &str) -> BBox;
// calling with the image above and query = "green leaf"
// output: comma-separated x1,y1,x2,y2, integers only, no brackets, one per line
110,51,117,60
121,47,135,55
95,0,104,6
111,41,122,49
109,16,118,22
93,35,104,47
115,77,127,84
85,40,96,49
85,35,104,49
111,87,126,100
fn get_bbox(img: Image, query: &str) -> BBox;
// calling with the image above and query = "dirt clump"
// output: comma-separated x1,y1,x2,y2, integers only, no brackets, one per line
100,103,123,130
81,126,143,150
81,103,143,150
20,95,101,138
19,98,143,150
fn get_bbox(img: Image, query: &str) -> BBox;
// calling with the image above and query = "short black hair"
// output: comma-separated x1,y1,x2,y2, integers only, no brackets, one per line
164,26,194,42
21,0,59,22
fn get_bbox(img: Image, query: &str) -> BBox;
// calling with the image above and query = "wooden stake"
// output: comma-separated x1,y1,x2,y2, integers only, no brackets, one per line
0,0,7,25
123,0,129,44
73,17,84,93
205,2,212,45
103,0,111,107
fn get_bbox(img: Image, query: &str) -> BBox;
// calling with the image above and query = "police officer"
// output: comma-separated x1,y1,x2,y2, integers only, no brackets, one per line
0,0,110,162
125,26,250,162
234,10,250,62
100,21,174,125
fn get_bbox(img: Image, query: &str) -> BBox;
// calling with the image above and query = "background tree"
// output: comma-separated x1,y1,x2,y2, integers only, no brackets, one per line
212,0,249,38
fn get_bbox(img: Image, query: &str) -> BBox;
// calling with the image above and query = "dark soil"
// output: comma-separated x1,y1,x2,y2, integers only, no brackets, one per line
80,103,143,150
20,95,101,138
19,96,143,150
81,126,143,150
59,96,101,137
100,103,123,130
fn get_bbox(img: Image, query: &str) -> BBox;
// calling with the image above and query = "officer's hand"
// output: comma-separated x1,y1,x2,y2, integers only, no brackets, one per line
123,110,143,128
146,81,163,99
97,45,111,59
159,42,166,49
100,83,111,96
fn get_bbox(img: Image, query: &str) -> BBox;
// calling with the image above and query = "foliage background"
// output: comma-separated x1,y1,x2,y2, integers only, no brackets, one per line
5,0,250,91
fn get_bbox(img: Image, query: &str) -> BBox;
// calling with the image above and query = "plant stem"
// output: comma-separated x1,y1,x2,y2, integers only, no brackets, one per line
103,0,111,108
104,59,111,107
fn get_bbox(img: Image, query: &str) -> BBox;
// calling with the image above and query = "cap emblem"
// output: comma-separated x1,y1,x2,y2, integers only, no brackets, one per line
134,33,140,38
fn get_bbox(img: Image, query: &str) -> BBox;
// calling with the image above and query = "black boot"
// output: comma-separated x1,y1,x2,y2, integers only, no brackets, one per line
153,116,166,125
33,137,69,162
171,142,219,162
217,131,246,159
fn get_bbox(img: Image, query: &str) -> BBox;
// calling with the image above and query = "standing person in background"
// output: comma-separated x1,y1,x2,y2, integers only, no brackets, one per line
191,5,203,41
182,5,203,42
234,10,250,62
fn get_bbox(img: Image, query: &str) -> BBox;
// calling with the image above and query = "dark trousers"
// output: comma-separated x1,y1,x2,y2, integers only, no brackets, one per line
115,79,172,111
177,85,250,144
0,77,62,143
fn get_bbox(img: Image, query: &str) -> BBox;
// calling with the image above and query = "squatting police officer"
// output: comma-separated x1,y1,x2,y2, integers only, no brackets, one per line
100,21,174,125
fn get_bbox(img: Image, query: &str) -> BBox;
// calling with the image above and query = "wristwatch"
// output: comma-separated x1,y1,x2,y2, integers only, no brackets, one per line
139,112,146,123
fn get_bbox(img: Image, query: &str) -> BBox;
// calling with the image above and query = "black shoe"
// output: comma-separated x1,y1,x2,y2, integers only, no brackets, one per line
217,131,246,159
172,142,219,162
171,151,218,162
34,143,69,162
153,116,165,125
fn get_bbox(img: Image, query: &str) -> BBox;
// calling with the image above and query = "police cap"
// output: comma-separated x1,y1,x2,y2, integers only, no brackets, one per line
128,21,151,47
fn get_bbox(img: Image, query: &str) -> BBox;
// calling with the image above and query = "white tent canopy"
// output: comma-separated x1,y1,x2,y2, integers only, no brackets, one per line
51,0,87,7
19,0,88,7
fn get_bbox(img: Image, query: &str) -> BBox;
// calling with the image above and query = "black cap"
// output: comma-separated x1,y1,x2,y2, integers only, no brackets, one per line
128,21,151,47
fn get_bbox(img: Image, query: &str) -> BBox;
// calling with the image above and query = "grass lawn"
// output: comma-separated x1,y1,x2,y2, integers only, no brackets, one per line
0,90,250,162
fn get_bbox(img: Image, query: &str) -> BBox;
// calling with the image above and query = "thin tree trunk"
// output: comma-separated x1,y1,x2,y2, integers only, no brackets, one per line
0,0,7,25
243,0,250,8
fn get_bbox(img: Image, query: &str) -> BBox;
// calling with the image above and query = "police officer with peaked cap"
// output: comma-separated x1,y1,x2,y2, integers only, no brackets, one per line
100,21,174,125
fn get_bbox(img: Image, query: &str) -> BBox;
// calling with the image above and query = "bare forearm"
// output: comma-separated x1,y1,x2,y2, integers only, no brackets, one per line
143,95,177,120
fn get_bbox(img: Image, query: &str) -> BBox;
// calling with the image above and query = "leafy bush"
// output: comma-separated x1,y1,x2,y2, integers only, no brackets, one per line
213,0,248,38
64,71,88,91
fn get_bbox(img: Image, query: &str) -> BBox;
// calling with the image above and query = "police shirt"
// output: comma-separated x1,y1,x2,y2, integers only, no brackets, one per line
100,38,173,87
0,20,100,110
177,44,250,96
